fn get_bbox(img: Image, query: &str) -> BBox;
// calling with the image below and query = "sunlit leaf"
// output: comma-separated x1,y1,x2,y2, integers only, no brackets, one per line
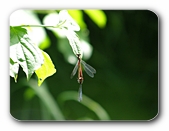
59,10,80,31
68,10,86,29
10,27,26,46
84,10,107,28
43,10,83,57
10,58,19,82
35,50,56,86
10,9,47,47
10,26,44,80
57,38,77,64
64,29,83,56
39,36,50,50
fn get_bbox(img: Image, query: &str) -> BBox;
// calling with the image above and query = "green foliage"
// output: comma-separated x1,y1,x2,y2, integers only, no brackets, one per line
42,10,82,56
10,10,110,120
10,26,56,85
10,9,102,87
10,58,19,82
35,50,56,86
84,10,107,28
43,10,107,63
10,26,26,46
68,10,86,29
10,26,44,80
38,36,50,50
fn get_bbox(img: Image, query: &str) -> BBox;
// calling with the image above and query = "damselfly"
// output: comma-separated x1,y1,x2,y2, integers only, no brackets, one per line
71,54,96,101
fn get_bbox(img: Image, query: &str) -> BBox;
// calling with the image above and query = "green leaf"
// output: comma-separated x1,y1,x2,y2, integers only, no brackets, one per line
10,26,26,46
10,58,19,82
10,26,44,80
68,10,86,29
84,10,107,28
35,50,56,86
39,36,51,50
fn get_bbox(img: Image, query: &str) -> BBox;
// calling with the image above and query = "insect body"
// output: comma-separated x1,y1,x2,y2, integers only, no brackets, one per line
71,54,96,101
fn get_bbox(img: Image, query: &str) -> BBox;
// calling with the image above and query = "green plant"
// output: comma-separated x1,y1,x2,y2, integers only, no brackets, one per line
10,10,107,85
10,9,110,120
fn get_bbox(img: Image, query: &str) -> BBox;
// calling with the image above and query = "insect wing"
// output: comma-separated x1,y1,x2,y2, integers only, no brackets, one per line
78,84,83,102
81,60,96,78
70,61,78,79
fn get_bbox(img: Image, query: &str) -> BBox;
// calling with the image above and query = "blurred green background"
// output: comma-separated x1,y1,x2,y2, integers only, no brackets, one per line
10,10,158,120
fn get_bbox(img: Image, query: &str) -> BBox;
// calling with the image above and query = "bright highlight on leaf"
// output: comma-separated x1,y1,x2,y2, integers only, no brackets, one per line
10,10,102,86
68,10,86,29
10,58,19,82
35,50,56,86
43,10,83,56
10,26,44,80
10,9,47,48
84,10,107,28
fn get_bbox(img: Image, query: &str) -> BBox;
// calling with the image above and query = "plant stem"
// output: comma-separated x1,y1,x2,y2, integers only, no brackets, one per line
20,25,56,28
13,20,66,29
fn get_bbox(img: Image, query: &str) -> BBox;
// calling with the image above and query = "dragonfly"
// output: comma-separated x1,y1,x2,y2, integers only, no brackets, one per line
71,54,96,102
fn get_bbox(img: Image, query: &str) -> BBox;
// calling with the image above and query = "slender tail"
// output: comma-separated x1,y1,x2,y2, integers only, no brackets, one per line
78,84,83,102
